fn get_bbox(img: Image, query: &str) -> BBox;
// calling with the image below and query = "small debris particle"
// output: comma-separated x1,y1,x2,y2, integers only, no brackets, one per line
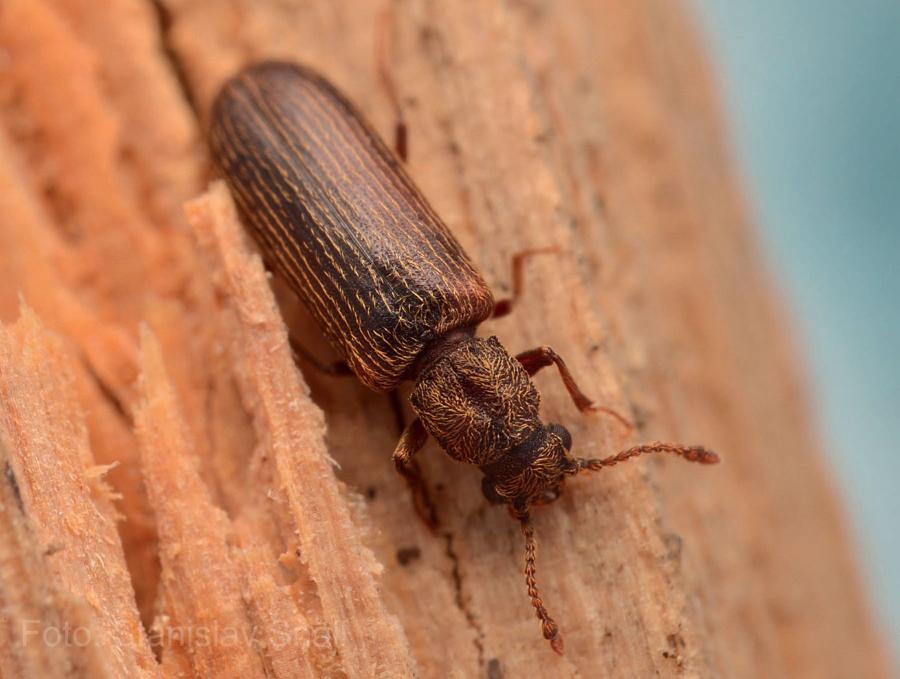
662,632,686,667
663,532,683,564
396,546,421,566
5,462,23,513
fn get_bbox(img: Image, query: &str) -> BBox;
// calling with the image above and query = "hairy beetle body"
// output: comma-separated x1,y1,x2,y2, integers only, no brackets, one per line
210,62,494,392
209,61,719,654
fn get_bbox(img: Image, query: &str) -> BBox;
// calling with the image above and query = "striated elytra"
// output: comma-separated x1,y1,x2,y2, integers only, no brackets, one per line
209,61,719,654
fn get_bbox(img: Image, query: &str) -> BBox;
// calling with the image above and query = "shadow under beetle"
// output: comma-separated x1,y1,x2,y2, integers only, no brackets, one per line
209,61,719,654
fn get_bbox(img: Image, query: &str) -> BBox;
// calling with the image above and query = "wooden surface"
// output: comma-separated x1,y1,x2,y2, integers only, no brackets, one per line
0,0,892,677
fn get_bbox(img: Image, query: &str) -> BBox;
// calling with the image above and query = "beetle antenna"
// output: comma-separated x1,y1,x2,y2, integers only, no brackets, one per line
518,512,564,655
577,441,720,472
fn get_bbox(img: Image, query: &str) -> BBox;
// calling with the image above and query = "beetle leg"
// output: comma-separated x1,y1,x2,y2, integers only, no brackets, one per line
376,7,408,162
289,336,353,376
515,346,634,434
392,117,408,164
392,418,439,529
492,247,560,318
388,389,407,434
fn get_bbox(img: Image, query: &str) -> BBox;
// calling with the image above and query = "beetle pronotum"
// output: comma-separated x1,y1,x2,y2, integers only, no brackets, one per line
209,61,719,654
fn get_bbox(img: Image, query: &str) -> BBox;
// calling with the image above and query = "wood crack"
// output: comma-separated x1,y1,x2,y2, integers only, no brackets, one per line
443,529,486,669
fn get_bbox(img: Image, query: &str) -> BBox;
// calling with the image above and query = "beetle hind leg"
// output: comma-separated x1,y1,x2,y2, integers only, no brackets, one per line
376,7,408,162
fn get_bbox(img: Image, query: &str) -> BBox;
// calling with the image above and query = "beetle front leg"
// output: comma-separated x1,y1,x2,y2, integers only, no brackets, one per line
515,346,633,434
392,418,439,529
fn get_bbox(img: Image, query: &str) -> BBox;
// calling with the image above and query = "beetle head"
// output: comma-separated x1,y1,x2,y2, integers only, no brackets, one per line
480,422,579,510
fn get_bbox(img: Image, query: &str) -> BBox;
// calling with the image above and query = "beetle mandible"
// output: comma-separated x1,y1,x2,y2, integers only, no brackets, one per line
209,61,719,654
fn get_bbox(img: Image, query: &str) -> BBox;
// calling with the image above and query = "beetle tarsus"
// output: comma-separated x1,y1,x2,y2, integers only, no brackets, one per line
393,120,408,163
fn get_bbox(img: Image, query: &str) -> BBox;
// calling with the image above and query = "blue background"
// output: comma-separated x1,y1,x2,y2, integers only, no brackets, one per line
694,0,899,654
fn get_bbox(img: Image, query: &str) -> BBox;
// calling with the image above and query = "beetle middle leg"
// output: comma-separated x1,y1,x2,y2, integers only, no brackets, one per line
392,418,439,529
516,346,633,434
492,247,560,318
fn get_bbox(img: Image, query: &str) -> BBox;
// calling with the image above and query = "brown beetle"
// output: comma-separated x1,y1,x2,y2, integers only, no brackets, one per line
209,61,719,654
